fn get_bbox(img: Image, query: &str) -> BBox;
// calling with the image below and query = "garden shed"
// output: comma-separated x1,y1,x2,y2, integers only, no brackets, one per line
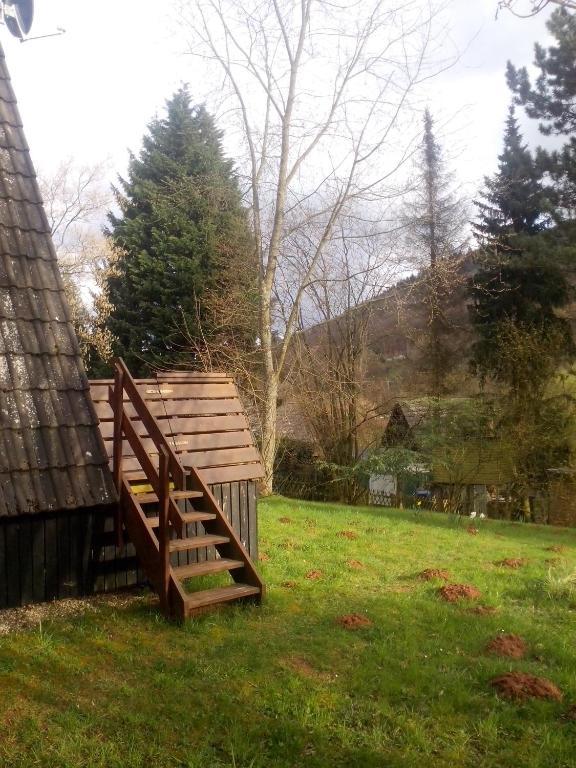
372,399,514,514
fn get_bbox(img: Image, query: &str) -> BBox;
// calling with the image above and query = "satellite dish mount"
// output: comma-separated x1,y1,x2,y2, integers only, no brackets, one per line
1,0,34,40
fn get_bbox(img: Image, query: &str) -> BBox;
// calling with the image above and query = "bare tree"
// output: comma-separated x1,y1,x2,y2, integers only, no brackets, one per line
39,159,111,283
497,0,576,16
38,159,115,369
183,0,455,492
292,225,399,468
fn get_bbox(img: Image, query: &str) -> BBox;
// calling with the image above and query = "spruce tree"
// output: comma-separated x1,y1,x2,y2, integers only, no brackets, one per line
507,7,576,215
507,8,576,137
469,109,571,395
403,108,468,396
474,106,549,250
104,87,254,375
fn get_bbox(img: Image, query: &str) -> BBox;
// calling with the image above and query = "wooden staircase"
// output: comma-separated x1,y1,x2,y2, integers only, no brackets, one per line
109,359,264,620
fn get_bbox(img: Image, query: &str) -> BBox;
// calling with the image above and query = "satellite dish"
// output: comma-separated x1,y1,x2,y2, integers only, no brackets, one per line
3,0,34,40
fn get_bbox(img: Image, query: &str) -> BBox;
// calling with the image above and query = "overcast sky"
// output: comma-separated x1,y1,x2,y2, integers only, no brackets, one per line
1,0,558,202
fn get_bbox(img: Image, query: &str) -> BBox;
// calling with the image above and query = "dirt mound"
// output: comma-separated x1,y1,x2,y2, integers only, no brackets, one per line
486,634,527,659
305,570,323,580
470,605,498,615
278,517,292,524
346,560,364,570
336,613,373,630
496,558,528,569
546,545,566,553
467,526,479,535
259,552,270,562
338,530,358,540
281,580,297,589
439,583,481,602
491,672,563,702
419,568,450,581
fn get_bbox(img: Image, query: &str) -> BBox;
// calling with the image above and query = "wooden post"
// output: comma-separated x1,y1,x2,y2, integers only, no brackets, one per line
159,446,171,617
113,363,125,549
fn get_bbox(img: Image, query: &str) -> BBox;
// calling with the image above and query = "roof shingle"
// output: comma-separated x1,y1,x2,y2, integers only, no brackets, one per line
0,44,116,516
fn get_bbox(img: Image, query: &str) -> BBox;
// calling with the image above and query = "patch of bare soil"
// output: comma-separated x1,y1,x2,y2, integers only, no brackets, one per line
496,558,528,569
486,634,527,659
467,526,479,535
305,570,323,580
281,580,297,589
336,613,373,630
278,517,292,524
546,545,566,553
338,530,358,540
346,559,364,570
419,568,451,581
387,584,414,594
0,591,152,636
259,552,270,562
545,558,561,566
470,605,499,616
439,583,481,602
491,672,563,702
284,656,335,682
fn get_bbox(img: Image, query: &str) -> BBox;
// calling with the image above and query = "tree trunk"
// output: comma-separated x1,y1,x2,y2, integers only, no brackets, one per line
260,374,278,495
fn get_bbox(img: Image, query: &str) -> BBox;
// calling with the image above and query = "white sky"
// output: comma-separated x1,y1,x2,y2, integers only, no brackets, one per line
0,0,558,205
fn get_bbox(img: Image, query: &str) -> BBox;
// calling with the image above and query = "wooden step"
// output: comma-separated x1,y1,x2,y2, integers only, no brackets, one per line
183,583,260,613
135,490,204,504
174,558,245,580
145,511,217,528
169,534,229,552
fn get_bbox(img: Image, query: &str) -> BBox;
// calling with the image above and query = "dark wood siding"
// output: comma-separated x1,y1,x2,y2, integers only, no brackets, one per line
0,480,258,609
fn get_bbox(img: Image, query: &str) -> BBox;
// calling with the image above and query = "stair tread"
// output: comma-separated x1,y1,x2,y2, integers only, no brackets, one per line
145,511,217,527
170,534,229,552
184,583,260,610
136,490,203,504
174,558,245,580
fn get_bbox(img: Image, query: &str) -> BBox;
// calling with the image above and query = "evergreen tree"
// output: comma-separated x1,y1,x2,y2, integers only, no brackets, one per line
104,87,255,375
507,8,576,136
507,8,576,214
403,108,468,396
474,106,550,250
469,109,572,396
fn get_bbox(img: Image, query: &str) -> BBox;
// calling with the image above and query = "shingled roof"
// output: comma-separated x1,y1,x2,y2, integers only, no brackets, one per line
0,44,116,517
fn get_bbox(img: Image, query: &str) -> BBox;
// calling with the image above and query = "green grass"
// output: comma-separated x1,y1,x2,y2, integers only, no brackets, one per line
1,497,575,768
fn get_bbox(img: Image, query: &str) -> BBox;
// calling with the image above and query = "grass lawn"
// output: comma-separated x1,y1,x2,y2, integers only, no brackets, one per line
0,497,575,768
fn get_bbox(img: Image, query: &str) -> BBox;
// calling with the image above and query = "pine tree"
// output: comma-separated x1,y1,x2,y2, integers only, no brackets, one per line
507,8,576,136
104,87,255,375
474,106,549,250
469,108,571,396
507,8,576,215
403,108,468,396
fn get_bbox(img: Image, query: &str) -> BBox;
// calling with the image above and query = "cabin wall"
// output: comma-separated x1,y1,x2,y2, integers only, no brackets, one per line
0,480,258,609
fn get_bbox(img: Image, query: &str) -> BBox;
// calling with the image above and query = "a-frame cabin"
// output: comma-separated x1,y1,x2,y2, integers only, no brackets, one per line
0,42,263,619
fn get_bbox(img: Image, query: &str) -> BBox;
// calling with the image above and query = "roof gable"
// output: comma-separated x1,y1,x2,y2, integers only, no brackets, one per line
0,45,115,516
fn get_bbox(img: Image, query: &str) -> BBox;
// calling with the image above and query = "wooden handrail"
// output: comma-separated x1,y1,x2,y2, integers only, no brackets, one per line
112,364,125,548
159,446,170,615
114,359,186,488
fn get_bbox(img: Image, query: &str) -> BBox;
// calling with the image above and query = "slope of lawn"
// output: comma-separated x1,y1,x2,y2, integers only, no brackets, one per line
0,497,575,768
